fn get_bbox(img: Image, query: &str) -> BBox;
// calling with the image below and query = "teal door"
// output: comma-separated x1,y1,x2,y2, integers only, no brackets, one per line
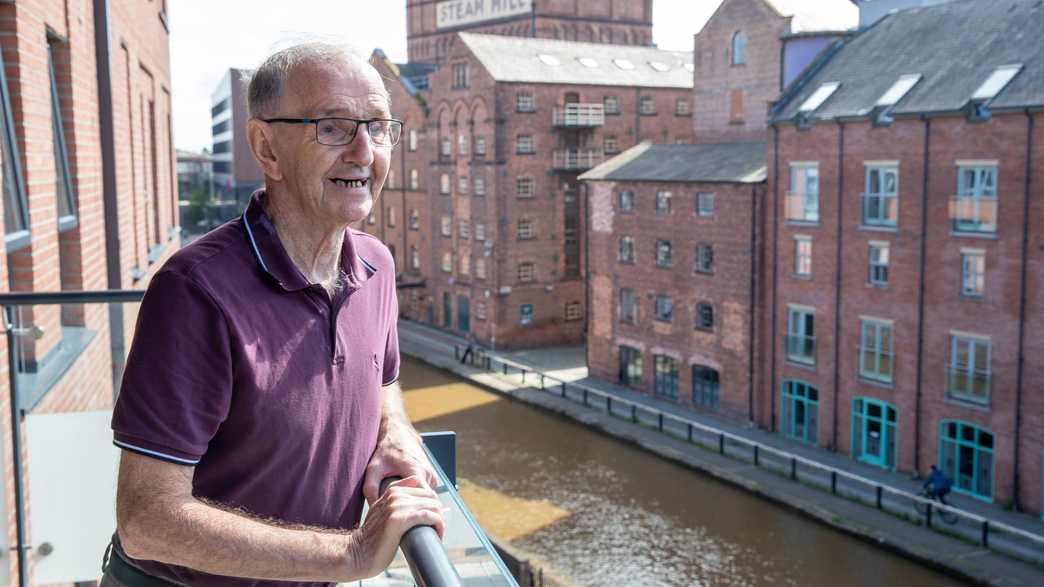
852,398,897,470
457,296,470,332
781,380,818,445
442,292,452,328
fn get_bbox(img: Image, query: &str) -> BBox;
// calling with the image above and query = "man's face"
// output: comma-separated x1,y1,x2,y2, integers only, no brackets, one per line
268,58,391,228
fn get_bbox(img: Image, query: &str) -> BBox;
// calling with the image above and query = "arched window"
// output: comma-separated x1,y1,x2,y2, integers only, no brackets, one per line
731,31,746,65
939,420,994,500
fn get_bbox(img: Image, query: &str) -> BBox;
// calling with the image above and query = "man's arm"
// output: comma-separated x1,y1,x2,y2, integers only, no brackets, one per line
363,382,438,504
116,450,443,582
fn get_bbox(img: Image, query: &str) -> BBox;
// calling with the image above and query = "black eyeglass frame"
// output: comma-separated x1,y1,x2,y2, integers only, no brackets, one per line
260,117,405,147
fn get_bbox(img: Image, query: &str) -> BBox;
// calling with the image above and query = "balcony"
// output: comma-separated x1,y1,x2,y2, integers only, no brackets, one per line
784,192,820,223
785,334,816,365
946,367,991,405
949,195,997,234
552,149,603,171
552,103,605,127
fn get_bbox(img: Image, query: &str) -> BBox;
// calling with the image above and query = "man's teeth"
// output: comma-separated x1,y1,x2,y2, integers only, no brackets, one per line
333,178,367,187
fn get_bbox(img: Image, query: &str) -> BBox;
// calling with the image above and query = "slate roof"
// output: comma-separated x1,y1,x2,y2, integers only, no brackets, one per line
763,0,858,34
458,33,693,89
773,0,1044,122
579,142,767,184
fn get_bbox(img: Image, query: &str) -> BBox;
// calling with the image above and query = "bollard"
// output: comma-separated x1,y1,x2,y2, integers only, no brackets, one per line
876,486,883,510
753,445,759,466
790,457,797,481
830,471,837,494
981,521,989,548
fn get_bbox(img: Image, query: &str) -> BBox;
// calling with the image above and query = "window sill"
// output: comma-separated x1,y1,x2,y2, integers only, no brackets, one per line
655,264,672,269
694,325,714,333
792,273,812,280
57,215,78,233
639,112,658,117
784,219,820,227
944,395,991,412
858,224,897,233
605,111,621,116
785,358,817,371
618,259,635,265
960,292,985,300
695,269,715,276
5,229,30,252
857,375,894,389
515,151,536,156
515,108,536,114
950,230,998,240
16,326,97,412
130,265,147,283
866,281,888,289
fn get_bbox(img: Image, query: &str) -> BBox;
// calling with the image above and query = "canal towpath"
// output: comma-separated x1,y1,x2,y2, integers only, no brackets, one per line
396,319,1044,586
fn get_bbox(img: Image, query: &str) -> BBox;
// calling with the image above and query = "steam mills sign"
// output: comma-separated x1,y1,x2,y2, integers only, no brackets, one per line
436,0,533,29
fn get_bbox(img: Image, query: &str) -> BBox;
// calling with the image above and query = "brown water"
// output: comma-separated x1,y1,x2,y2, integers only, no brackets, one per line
400,357,966,587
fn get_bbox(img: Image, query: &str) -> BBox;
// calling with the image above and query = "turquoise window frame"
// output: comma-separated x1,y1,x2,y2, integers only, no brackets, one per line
780,380,818,445
851,397,897,470
939,420,994,502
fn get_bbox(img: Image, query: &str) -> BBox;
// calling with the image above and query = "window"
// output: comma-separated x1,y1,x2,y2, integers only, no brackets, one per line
475,223,486,241
408,208,420,230
794,236,812,277
410,246,420,270
475,258,486,279
619,345,642,387
386,207,396,227
961,249,985,297
474,176,486,196
3,47,28,239
953,165,997,233
475,137,487,155
786,306,816,365
517,218,534,240
695,244,714,274
619,288,637,324
452,63,470,88
655,190,671,215
441,252,452,272
516,135,534,154
781,380,818,445
440,215,452,237
948,335,991,404
516,177,534,198
731,31,746,65
654,355,679,399
440,173,450,194
520,304,534,325
440,137,451,157
852,398,898,470
695,302,713,330
675,99,691,116
49,44,76,230
618,236,634,263
656,240,672,267
618,190,634,212
458,175,469,194
613,58,635,71
516,93,535,112
859,319,894,383
518,262,534,283
692,366,720,410
939,421,994,500
869,242,889,286
458,133,468,155
654,295,672,322
864,165,898,226
697,193,714,217
639,96,657,115
537,54,560,66
604,95,620,114
787,164,820,222
459,255,470,275
410,169,419,190
459,218,470,239
475,300,487,320
408,129,418,151
604,135,619,154
565,302,582,321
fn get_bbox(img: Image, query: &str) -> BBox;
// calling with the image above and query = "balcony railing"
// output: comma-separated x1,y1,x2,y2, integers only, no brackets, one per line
784,192,820,223
552,149,602,170
949,195,997,234
785,334,816,365
946,367,991,404
552,103,605,127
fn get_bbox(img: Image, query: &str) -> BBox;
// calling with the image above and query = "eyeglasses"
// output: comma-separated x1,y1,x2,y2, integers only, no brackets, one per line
260,117,404,147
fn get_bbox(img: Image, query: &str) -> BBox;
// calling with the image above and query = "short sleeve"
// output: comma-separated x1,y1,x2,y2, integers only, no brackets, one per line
111,270,234,465
381,289,400,386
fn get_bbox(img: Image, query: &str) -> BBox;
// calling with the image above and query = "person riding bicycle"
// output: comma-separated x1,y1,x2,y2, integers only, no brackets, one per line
923,464,953,505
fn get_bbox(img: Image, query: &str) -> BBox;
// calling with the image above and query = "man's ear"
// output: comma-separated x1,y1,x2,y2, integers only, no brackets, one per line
246,119,283,181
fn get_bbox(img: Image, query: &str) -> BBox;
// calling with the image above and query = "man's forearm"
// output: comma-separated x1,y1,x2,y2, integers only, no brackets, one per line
378,381,420,441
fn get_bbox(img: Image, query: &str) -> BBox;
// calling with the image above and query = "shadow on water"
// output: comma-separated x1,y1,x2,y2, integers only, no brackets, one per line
400,358,968,587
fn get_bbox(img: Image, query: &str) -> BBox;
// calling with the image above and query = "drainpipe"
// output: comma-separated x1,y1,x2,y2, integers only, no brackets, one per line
1012,110,1034,511
747,184,757,423
583,182,591,368
831,121,845,451
770,125,780,431
5,307,28,587
913,116,931,475
94,0,126,393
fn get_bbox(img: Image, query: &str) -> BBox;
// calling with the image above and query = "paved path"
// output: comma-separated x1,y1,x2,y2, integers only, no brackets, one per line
397,319,1044,586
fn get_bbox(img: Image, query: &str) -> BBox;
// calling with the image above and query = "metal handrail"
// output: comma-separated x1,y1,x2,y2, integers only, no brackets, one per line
379,476,462,587
0,289,146,306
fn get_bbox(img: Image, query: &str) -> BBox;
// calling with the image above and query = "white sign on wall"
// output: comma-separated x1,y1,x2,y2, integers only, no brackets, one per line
436,0,533,29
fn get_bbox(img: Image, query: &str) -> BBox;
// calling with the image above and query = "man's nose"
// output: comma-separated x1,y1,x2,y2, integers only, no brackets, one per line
341,125,375,166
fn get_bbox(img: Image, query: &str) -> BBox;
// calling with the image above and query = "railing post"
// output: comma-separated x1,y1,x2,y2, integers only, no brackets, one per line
657,413,663,432
503,362,508,375
561,381,567,397
719,433,725,455
539,374,545,390
925,503,933,528
981,521,989,548
753,445,759,466
876,486,883,510
454,345,459,360
607,396,612,414
583,388,588,406
521,369,526,384
830,471,837,494
631,405,637,423
687,423,692,443
790,457,797,481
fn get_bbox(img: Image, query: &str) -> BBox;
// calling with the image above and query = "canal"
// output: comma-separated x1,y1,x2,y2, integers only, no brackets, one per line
399,357,966,587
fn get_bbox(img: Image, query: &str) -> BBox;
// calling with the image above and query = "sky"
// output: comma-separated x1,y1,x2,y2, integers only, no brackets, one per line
170,0,723,152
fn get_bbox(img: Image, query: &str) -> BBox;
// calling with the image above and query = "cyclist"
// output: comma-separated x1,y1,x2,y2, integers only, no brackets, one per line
923,464,953,505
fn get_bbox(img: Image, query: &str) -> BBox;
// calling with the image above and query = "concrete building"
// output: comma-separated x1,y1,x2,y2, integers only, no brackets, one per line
210,68,263,205
422,33,693,349
766,0,1044,513
0,0,179,583
407,0,654,65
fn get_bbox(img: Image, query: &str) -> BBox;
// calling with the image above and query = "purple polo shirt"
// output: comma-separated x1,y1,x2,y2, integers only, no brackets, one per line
111,191,399,586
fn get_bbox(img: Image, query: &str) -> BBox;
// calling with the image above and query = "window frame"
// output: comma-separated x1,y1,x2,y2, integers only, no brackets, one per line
48,43,77,232
961,249,986,297
696,192,714,217
695,243,714,274
515,92,536,113
868,241,890,286
863,164,899,227
618,236,634,263
619,287,637,324
653,354,679,399
655,239,672,268
786,163,820,223
731,31,746,66
654,295,673,322
786,306,816,365
655,190,672,215
618,190,634,212
1,42,30,249
516,134,534,154
794,235,812,277
953,164,998,234
858,318,894,383
948,334,991,405
519,303,534,325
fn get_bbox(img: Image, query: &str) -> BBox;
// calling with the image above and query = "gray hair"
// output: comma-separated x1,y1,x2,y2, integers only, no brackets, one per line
247,41,382,119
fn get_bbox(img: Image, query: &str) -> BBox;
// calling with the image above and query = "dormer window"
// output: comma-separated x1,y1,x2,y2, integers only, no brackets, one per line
966,64,1022,122
731,31,746,65
873,74,921,126
613,58,635,71
537,54,561,66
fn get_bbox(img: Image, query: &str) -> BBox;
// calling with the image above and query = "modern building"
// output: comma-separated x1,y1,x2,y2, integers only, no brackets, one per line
766,0,1043,513
0,0,179,583
210,68,263,205
407,0,655,65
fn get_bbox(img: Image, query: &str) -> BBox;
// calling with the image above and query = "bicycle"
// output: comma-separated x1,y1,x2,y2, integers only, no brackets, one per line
913,490,959,524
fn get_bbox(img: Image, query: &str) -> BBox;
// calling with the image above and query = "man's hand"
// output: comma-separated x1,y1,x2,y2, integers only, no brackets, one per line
363,417,438,504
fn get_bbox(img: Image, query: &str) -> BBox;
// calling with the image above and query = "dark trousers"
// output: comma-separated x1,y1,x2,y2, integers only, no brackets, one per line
101,543,185,587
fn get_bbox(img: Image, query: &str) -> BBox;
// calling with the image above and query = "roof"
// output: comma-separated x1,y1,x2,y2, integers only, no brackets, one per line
773,0,1044,122
457,33,693,89
579,142,767,184
763,0,858,33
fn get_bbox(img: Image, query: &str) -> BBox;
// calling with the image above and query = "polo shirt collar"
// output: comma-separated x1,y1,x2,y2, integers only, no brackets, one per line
241,190,376,292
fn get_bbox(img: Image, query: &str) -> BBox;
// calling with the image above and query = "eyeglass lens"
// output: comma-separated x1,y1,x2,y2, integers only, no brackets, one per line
316,119,401,146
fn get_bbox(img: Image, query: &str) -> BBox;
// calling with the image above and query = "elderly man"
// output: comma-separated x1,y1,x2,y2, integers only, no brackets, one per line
103,43,443,586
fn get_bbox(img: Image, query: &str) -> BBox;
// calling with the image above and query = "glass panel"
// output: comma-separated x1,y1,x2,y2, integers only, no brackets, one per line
977,450,993,498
